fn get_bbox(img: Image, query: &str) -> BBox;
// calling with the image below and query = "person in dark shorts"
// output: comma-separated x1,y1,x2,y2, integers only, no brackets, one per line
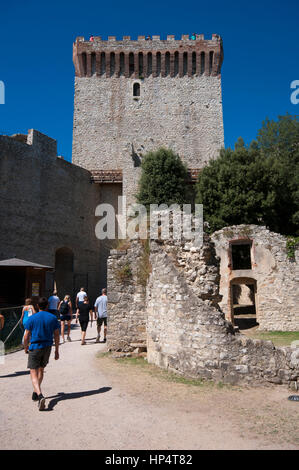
23,297,60,411
48,291,60,318
58,295,73,343
75,295,94,345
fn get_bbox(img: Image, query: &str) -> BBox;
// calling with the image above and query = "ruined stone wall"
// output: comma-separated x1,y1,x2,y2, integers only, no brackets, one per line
211,225,299,331
0,130,101,302
107,241,147,351
146,238,299,386
72,35,224,204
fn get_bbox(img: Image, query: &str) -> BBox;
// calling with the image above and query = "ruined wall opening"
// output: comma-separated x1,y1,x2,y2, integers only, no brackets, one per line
209,51,214,74
81,53,87,76
183,52,188,75
165,52,170,76
156,52,161,76
55,247,74,300
229,278,258,330
100,52,106,75
200,52,205,75
230,241,252,270
192,52,196,75
138,52,143,76
174,51,179,76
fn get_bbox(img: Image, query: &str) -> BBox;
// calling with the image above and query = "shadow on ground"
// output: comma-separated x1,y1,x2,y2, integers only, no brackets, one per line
46,386,112,411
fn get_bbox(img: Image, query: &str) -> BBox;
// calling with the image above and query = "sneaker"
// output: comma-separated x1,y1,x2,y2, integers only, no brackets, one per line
67,336,72,342
103,338,106,343
38,394,46,411
95,336,100,343
32,392,38,401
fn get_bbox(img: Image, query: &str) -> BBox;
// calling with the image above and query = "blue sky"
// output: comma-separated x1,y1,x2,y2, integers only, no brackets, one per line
0,0,298,161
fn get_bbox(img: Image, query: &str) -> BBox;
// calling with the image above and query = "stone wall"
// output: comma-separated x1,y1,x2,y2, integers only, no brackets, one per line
107,241,147,351
0,129,102,303
146,238,299,386
211,225,299,331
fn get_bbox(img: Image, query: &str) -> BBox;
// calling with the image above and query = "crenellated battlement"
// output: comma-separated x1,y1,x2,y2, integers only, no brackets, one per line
73,33,223,78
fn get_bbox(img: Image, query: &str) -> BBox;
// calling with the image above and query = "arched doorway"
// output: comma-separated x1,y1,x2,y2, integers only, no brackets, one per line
229,277,258,330
55,248,74,300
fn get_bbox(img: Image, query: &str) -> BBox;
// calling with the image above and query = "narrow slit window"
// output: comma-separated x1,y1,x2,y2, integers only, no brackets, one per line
119,52,125,76
147,52,152,76
209,51,214,74
183,52,188,76
156,52,161,76
100,52,106,75
110,52,115,76
174,51,179,76
129,53,134,76
165,52,170,76
192,52,196,75
82,53,87,76
91,53,96,75
200,52,205,75
138,52,143,77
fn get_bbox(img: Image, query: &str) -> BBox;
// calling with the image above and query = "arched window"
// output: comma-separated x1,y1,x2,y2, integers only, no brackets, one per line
165,52,170,76
192,52,196,75
110,52,115,76
174,51,179,76
133,82,140,97
91,53,96,76
129,53,134,76
119,52,125,76
200,52,205,75
147,52,152,76
82,53,87,76
183,52,188,76
156,52,161,76
100,52,106,75
138,52,143,77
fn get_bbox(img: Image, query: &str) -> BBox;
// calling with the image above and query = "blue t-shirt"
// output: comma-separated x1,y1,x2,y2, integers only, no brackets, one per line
25,310,60,351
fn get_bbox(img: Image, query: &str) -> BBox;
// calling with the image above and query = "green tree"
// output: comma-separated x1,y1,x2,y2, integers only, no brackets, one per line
136,147,190,208
195,114,299,235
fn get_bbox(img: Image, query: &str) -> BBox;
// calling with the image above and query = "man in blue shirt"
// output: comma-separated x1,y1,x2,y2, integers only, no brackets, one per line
24,297,60,411
94,288,107,343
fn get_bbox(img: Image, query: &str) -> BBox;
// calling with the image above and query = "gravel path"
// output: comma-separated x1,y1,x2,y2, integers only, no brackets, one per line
0,321,298,450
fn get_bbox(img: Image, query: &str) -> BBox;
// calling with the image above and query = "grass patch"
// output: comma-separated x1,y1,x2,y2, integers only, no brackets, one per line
246,330,299,347
96,352,232,390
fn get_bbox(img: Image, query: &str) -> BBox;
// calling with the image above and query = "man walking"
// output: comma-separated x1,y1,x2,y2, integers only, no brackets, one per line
48,290,60,318
23,297,60,411
94,288,107,343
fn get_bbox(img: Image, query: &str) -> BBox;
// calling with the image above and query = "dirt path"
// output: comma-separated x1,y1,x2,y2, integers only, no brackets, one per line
0,322,298,450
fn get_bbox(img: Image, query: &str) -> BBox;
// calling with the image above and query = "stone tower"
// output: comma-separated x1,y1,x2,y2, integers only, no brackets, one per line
72,34,224,205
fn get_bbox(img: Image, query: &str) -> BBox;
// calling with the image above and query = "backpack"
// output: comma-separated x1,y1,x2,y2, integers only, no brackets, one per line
59,301,69,315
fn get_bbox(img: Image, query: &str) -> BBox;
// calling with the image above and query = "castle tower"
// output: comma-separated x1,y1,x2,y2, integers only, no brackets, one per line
72,34,224,204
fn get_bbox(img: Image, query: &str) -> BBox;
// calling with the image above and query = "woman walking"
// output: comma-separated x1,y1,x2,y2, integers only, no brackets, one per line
75,295,93,345
58,295,73,343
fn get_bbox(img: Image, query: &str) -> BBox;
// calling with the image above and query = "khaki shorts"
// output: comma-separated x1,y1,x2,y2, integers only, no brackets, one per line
27,346,52,370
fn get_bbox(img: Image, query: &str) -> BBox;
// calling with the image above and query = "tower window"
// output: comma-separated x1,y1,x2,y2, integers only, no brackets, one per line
133,82,140,97
231,242,252,270
129,53,134,76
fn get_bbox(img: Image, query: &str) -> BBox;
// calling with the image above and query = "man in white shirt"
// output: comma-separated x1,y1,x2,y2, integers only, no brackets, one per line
48,291,60,318
76,287,87,308
94,288,107,343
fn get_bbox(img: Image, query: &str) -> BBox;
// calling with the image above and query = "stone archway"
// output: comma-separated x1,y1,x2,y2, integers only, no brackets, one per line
229,277,258,330
55,247,74,300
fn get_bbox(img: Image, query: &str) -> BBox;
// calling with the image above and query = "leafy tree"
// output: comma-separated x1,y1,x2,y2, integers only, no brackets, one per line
195,114,299,235
136,147,190,208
